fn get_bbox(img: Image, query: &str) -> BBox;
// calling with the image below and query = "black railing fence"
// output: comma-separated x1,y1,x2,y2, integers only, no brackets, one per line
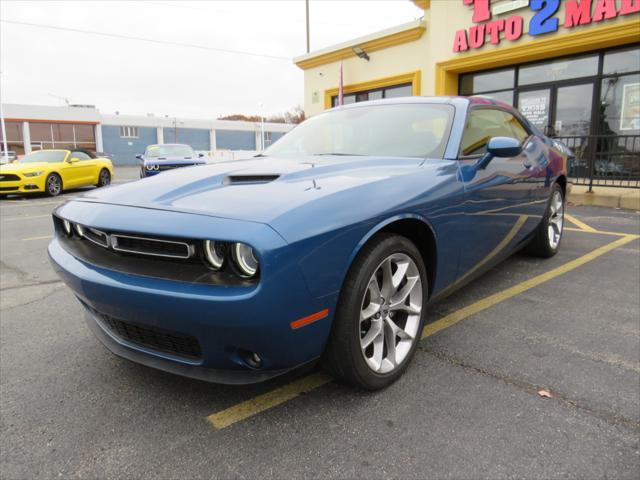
556,135,640,190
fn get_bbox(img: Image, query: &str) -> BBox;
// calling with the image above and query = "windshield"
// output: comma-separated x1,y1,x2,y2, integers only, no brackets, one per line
20,150,68,163
264,103,454,158
145,145,195,159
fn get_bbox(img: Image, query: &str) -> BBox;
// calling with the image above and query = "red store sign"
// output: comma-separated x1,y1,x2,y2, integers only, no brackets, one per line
453,0,640,53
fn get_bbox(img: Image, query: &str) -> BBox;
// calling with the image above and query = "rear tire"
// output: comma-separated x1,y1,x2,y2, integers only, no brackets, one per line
323,233,428,390
525,183,564,258
45,173,62,197
96,168,111,187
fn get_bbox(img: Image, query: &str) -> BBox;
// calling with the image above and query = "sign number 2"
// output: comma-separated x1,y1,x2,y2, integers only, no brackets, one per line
530,0,561,35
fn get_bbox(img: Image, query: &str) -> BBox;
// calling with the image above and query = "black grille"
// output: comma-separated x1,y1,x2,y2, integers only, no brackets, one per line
0,174,20,182
112,235,191,258
84,228,109,247
99,313,202,360
0,187,18,192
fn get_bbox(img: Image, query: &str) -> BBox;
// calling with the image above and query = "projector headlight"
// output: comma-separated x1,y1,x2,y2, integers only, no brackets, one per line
73,223,85,238
145,164,159,171
203,240,225,270
23,171,44,177
62,219,72,236
232,242,259,278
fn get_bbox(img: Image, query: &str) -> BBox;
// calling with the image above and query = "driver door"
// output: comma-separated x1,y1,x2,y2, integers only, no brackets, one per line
63,151,94,187
454,107,545,285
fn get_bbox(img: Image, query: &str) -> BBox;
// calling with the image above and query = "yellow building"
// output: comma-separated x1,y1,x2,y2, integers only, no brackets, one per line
294,0,640,142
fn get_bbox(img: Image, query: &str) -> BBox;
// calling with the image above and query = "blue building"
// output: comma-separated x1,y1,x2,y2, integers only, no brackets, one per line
1,104,294,165
101,114,293,165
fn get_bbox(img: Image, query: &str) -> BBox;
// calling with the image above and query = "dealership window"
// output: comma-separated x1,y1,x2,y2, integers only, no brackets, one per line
29,122,96,151
120,126,139,138
459,45,640,137
518,54,599,86
331,83,413,107
460,68,515,105
0,121,25,155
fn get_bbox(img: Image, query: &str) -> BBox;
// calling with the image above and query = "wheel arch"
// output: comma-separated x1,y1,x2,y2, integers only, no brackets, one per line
348,214,438,299
556,174,567,196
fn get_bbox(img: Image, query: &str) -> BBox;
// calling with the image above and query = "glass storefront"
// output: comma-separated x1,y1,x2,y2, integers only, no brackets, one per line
0,121,25,155
461,45,640,182
460,45,640,138
28,122,97,152
331,83,413,107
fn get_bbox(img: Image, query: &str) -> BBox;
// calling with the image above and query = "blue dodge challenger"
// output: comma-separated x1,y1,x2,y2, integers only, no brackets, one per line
49,97,567,389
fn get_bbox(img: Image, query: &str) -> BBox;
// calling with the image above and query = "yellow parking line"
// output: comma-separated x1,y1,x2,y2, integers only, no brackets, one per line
565,214,597,232
207,372,332,429
0,201,61,209
1,214,50,221
206,231,639,430
23,235,53,241
422,233,639,339
564,227,630,237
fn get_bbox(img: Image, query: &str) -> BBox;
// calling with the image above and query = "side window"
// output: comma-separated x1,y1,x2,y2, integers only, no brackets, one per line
460,109,529,157
71,151,91,161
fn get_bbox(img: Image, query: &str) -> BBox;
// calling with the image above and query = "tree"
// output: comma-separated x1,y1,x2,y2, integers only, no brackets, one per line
217,106,305,124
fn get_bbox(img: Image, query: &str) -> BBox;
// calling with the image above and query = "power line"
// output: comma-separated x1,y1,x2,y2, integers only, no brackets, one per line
1,19,293,61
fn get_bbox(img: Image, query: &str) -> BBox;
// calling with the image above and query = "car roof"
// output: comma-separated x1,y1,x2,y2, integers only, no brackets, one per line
328,95,516,113
147,143,193,148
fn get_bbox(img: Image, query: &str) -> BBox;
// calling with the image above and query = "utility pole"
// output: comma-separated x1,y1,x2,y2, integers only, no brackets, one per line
0,100,8,163
0,71,8,162
305,0,310,53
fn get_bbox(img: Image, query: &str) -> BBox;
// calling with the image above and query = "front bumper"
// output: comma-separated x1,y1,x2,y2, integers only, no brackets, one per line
142,162,207,177
0,175,45,193
48,203,336,384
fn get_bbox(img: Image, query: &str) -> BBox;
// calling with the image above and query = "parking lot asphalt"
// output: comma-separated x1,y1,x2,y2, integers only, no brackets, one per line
1,170,639,479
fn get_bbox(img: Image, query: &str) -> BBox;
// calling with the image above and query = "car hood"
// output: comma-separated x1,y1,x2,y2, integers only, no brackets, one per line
0,162,52,173
76,156,432,224
144,157,205,164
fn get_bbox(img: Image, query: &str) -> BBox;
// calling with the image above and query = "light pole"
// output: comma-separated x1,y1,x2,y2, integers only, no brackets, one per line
0,71,8,163
305,0,310,53
259,103,265,151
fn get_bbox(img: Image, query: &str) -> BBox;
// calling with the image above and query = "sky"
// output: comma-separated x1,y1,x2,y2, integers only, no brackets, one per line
0,0,423,118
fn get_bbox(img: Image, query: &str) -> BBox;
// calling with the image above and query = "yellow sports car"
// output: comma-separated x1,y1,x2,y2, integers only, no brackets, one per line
0,149,114,197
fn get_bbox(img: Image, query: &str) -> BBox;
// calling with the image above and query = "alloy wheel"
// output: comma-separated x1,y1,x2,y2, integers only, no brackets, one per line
359,253,423,374
547,189,564,249
47,175,61,196
99,170,110,186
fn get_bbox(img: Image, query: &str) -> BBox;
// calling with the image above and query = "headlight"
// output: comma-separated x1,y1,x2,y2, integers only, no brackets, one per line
203,240,225,270
145,164,159,171
73,223,85,237
24,171,43,177
62,219,72,236
232,242,259,278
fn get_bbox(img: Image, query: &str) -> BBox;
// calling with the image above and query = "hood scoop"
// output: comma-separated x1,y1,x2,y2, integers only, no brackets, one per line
225,174,280,185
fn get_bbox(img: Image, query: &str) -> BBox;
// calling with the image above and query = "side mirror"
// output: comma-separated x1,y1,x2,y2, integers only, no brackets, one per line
67,157,80,163
198,153,204,158
487,137,522,158
135,154,143,160
471,137,522,172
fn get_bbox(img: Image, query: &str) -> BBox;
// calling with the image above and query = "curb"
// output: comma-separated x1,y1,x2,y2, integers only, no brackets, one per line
567,185,640,211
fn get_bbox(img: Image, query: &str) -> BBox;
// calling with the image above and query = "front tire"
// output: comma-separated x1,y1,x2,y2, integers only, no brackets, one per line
525,183,564,258
96,168,111,187
45,173,62,197
323,233,428,390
